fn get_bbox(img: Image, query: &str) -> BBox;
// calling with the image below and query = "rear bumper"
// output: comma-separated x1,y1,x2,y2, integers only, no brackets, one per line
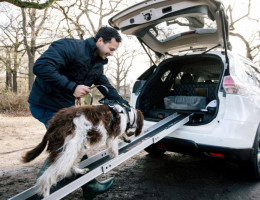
157,136,253,161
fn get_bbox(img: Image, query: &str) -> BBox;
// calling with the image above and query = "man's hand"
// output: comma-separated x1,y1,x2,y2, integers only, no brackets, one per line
73,85,91,98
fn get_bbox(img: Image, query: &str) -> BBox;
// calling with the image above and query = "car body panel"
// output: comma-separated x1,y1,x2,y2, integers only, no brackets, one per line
109,1,260,162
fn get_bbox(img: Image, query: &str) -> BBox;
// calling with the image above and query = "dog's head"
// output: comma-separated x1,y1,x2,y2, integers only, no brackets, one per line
113,104,144,137
125,107,144,137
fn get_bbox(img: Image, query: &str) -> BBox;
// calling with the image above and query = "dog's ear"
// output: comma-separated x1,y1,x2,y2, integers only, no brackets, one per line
134,110,144,137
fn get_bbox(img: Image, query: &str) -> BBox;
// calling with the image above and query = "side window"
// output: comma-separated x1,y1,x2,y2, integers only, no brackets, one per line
161,70,171,82
161,70,175,91
175,72,183,84
234,60,255,86
250,65,260,87
243,63,255,85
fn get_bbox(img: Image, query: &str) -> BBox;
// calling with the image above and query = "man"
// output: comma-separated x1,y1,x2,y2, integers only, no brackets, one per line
28,26,128,199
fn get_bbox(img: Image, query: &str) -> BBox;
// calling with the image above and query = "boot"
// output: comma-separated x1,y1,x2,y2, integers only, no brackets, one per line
36,157,114,199
80,155,115,199
82,178,115,200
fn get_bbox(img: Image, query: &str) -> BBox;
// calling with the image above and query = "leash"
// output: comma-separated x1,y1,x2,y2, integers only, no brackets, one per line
75,85,109,106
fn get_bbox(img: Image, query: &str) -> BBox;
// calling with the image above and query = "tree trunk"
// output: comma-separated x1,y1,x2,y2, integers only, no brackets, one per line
29,9,36,90
6,60,12,91
12,69,17,93
12,49,19,93
28,55,35,90
22,8,36,90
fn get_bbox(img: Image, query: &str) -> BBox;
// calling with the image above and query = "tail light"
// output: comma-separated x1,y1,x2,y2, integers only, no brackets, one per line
223,75,240,94
157,143,167,149
206,152,225,158
157,113,165,118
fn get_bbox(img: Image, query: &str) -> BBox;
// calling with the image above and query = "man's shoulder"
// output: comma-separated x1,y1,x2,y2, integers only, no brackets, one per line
55,37,95,48
53,38,84,45
50,38,87,54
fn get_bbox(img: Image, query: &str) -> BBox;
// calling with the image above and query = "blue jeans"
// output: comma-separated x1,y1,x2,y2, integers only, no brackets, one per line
29,104,55,129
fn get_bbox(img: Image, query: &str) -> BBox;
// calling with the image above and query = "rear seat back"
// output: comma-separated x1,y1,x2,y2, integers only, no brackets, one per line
164,96,207,110
174,82,218,102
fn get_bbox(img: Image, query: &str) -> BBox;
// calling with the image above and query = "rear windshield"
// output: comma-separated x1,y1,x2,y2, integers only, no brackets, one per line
149,16,217,42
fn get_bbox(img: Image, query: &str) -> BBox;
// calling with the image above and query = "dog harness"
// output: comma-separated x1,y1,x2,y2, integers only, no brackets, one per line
99,98,135,131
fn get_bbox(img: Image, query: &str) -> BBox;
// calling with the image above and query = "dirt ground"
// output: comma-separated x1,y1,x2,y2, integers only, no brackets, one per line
2,115,260,200
0,115,48,199
0,114,118,200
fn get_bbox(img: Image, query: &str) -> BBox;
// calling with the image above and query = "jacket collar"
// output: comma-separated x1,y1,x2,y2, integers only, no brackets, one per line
86,37,108,65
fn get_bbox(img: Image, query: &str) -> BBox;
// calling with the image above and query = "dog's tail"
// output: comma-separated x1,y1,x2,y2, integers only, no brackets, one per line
21,132,48,163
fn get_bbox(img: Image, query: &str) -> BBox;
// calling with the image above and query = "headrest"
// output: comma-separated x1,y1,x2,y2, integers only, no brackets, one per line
180,73,194,84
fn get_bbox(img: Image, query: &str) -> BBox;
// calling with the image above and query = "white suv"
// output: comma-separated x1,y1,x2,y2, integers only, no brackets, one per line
109,0,260,179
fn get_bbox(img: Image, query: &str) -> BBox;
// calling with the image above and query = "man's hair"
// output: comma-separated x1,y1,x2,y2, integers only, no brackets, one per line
95,26,122,43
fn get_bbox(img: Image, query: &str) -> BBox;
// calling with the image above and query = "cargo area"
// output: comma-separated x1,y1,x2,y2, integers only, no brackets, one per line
135,54,223,125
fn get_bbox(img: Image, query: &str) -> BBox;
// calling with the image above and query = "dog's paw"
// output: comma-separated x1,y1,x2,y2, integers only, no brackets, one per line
109,150,118,158
36,180,50,198
123,137,131,143
122,134,131,143
72,167,90,175
80,168,90,174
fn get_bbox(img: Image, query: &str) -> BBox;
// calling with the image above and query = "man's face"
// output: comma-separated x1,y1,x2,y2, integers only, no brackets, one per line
96,37,119,60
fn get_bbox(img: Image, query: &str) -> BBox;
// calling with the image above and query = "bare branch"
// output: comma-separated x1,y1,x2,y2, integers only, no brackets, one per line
0,0,57,9
35,8,48,36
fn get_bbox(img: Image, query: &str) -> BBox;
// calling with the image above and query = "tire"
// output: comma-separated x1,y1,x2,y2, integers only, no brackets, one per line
144,144,166,157
240,124,260,180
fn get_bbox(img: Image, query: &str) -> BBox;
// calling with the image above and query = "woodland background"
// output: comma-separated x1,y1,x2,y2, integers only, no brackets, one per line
0,0,259,114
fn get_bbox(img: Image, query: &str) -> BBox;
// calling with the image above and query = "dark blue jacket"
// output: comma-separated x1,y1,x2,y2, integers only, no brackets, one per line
28,37,126,112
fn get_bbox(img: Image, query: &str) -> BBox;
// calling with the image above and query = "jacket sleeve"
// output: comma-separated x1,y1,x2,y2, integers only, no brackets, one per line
94,73,128,104
33,39,77,94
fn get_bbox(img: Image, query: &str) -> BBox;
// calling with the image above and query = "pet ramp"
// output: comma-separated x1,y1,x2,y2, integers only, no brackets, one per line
9,113,191,200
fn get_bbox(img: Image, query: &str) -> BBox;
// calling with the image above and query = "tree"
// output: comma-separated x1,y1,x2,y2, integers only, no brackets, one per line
0,0,56,9
108,43,138,98
0,46,12,90
226,0,260,62
0,5,25,92
21,7,53,90
54,0,125,39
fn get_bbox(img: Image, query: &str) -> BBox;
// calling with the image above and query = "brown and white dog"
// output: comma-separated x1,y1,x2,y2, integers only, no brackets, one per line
21,104,143,197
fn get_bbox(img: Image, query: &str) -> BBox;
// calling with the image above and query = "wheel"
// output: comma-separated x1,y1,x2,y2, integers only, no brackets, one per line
240,125,260,180
144,144,166,157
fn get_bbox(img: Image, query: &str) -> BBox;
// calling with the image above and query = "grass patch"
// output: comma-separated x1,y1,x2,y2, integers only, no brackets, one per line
0,91,30,116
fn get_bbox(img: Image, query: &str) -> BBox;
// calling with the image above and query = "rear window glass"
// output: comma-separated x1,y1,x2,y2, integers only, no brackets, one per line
149,16,217,42
176,61,221,84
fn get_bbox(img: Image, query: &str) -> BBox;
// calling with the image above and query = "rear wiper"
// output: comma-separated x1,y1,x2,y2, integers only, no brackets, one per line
201,44,221,54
